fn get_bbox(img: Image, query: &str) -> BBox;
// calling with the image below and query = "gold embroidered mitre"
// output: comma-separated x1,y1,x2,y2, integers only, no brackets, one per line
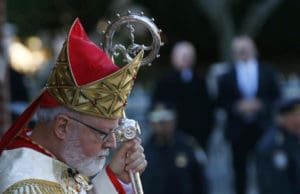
46,44,142,119
44,18,142,119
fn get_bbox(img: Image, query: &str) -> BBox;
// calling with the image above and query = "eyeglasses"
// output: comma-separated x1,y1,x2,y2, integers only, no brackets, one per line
66,116,116,142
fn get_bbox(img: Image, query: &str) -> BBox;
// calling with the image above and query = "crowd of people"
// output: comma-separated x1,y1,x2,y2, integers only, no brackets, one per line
142,36,298,194
1,18,299,194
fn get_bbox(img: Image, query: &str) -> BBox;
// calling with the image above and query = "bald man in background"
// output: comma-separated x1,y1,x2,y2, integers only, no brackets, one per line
151,41,214,151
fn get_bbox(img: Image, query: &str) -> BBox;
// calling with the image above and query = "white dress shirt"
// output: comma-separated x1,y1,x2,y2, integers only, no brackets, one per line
180,68,193,83
235,59,259,99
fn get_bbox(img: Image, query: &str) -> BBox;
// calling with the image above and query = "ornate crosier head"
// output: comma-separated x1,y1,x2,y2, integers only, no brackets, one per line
100,11,163,142
101,10,163,66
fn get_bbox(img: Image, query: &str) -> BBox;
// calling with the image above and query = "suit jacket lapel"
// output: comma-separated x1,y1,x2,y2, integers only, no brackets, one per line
232,66,242,98
256,64,263,98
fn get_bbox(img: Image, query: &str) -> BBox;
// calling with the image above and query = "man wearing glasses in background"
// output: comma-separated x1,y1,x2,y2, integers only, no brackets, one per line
0,18,146,194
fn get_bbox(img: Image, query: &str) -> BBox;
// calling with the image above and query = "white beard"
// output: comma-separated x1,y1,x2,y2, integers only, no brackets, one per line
62,140,109,177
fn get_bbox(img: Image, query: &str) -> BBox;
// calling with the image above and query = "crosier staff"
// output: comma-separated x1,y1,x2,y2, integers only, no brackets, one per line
102,11,163,194
114,112,143,194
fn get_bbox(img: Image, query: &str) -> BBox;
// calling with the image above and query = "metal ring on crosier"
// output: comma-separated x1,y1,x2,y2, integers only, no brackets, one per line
102,11,163,66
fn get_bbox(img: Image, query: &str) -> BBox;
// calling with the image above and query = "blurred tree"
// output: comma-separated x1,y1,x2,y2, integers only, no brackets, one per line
7,0,112,37
136,0,299,65
194,0,283,60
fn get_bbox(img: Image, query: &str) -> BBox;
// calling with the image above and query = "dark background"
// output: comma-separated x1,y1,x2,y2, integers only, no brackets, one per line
7,0,300,74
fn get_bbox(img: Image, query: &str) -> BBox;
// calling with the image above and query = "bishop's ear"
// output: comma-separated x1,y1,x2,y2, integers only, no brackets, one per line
53,114,69,140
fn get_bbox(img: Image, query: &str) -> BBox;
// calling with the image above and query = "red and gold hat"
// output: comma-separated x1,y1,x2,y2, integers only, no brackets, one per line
0,18,143,151
44,18,142,119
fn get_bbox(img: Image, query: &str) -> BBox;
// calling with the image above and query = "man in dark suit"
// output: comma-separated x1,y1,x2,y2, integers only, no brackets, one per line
217,35,281,194
151,41,214,150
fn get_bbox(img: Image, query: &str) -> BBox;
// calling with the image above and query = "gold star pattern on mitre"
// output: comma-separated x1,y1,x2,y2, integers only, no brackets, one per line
46,43,143,119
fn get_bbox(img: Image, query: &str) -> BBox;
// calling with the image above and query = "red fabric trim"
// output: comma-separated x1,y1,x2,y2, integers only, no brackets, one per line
106,166,126,194
0,92,44,154
6,128,53,157
40,91,61,108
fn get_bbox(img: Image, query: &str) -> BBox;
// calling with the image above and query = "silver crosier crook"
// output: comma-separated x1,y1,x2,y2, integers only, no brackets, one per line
101,11,163,194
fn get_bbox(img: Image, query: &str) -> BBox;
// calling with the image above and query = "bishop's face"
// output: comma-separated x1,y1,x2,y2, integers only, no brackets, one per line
61,114,118,176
